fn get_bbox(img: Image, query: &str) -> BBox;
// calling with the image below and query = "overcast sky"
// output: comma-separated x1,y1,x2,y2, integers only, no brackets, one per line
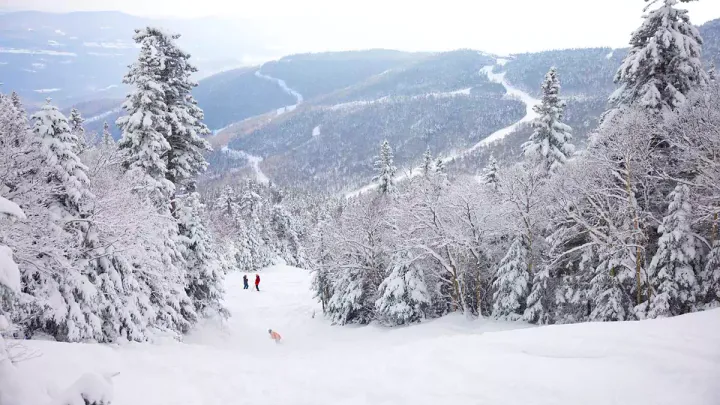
5,0,720,55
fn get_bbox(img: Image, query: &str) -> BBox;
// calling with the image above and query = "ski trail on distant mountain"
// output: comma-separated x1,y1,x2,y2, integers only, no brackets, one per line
254,69,304,116
345,62,540,199
465,66,540,153
222,146,269,184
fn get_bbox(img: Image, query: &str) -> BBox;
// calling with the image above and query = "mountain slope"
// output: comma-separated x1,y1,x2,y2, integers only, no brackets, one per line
0,11,277,107
10,264,720,405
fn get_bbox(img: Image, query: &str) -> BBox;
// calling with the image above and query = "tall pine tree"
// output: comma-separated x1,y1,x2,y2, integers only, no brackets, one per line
611,0,708,117
373,140,396,194
523,67,574,173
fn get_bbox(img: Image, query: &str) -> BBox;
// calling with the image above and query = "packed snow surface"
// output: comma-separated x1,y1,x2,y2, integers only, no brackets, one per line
11,264,720,405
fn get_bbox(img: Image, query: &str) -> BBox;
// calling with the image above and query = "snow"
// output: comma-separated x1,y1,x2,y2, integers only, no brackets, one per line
83,41,136,49
0,197,26,219
0,245,21,293
496,58,510,66
10,264,720,405
85,108,121,123
0,48,76,57
606,50,615,59
255,69,304,106
346,65,540,198
221,146,269,184
467,66,540,151
312,125,321,137
33,88,61,94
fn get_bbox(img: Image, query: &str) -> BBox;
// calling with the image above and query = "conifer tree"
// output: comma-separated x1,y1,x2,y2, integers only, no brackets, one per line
375,253,430,326
373,140,396,194
710,63,717,82
177,192,228,318
611,0,708,117
647,185,700,317
117,31,174,209
523,67,574,173
132,27,212,194
482,154,500,189
492,238,530,320
702,241,720,306
422,148,433,176
68,107,87,152
102,121,114,146
434,158,445,174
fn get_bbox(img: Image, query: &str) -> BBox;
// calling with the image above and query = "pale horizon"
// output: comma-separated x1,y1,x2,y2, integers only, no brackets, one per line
3,0,720,56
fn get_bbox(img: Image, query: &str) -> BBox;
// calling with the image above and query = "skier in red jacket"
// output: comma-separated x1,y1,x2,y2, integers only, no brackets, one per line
255,274,260,291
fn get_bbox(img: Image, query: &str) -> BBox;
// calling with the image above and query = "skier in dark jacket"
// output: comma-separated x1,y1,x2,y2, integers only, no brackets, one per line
243,274,249,290
255,274,261,291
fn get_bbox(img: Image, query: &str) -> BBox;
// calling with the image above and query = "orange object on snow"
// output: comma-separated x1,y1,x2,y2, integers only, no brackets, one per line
268,329,282,342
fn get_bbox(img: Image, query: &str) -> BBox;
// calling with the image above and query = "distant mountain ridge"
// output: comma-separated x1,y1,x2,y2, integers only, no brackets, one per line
2,11,718,193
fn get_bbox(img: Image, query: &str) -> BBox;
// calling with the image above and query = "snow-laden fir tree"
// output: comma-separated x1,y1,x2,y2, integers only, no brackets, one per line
177,192,228,318
611,0,708,118
22,100,107,341
30,100,91,226
523,266,553,324
0,194,25,403
116,30,174,209
422,148,433,176
588,254,634,322
101,121,114,146
482,154,500,189
375,253,431,326
68,107,86,152
133,27,212,194
327,266,375,325
702,241,720,307
492,238,530,320
373,140,396,194
646,184,700,317
434,158,445,174
710,63,717,82
523,67,574,173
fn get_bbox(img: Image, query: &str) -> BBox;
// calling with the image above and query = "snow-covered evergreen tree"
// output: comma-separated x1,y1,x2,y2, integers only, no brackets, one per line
68,107,87,152
31,100,92,216
523,266,553,324
132,27,212,194
611,0,708,117
434,158,445,174
646,184,699,317
116,31,174,209
375,253,430,326
523,67,574,173
709,63,717,82
702,241,720,306
177,192,228,318
101,121,114,146
373,140,396,194
482,154,500,189
422,148,433,176
492,238,530,320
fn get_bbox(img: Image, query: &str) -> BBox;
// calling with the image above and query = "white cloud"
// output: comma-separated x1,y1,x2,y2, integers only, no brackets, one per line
0,48,77,56
34,88,61,93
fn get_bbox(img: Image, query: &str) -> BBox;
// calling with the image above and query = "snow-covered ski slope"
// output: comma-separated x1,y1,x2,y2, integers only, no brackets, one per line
346,61,540,198
11,264,720,405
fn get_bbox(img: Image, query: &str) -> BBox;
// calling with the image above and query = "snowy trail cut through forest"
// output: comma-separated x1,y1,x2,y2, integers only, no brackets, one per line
221,146,269,184
345,62,541,198
12,264,720,405
254,69,304,115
